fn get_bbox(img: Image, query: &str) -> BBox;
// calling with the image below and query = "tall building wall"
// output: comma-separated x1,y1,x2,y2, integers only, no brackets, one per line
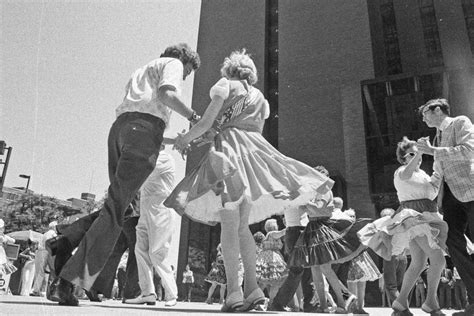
393,0,428,72
278,0,375,216
435,0,474,118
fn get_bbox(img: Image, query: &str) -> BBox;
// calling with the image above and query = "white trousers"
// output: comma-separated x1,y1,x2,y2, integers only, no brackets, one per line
20,260,36,296
32,249,49,293
135,205,177,300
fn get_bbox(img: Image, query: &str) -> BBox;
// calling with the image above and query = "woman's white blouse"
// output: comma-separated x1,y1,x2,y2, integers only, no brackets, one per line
394,166,438,202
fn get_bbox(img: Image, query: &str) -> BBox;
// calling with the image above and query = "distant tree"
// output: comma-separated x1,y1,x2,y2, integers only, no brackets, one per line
0,193,82,234
82,190,107,215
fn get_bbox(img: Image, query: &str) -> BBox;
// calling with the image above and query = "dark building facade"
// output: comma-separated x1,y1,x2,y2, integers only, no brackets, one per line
176,0,474,303
363,0,474,210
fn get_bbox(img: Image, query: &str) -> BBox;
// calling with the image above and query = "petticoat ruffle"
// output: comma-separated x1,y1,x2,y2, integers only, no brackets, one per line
289,220,364,267
358,207,448,261
0,261,17,275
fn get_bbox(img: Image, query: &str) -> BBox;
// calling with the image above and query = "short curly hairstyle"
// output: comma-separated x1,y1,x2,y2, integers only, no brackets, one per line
253,231,265,244
220,49,258,85
264,218,278,233
160,43,201,70
380,208,395,217
396,136,417,164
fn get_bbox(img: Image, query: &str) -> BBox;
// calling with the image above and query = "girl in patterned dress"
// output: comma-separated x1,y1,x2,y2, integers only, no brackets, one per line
256,219,287,306
167,49,333,312
205,243,226,304
344,209,382,315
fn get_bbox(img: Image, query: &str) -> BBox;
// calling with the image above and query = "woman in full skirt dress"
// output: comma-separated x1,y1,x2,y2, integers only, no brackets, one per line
358,137,448,316
166,49,334,312
344,209,382,315
205,244,227,305
289,167,365,314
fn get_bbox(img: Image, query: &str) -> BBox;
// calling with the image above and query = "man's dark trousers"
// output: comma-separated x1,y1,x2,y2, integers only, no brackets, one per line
383,254,407,304
60,112,165,291
443,183,474,304
271,226,313,310
55,189,141,298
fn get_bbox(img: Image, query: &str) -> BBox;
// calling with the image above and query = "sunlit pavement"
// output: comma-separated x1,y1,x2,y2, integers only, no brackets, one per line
0,295,462,316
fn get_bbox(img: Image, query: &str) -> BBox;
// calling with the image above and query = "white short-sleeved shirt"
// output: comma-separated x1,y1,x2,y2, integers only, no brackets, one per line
116,57,184,127
394,167,438,202
284,206,309,227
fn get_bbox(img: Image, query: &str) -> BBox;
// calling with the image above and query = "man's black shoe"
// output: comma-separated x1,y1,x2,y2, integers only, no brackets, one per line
45,235,73,257
303,304,320,313
48,277,79,306
85,288,102,302
267,303,286,311
453,303,474,316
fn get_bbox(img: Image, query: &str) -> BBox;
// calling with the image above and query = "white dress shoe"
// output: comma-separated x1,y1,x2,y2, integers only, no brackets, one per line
123,293,156,305
164,298,177,307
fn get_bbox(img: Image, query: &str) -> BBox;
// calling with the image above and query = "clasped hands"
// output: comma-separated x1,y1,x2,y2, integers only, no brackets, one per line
173,128,218,160
173,131,190,160
415,136,435,155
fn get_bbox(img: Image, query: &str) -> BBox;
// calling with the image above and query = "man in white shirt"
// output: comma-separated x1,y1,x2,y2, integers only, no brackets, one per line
48,43,200,306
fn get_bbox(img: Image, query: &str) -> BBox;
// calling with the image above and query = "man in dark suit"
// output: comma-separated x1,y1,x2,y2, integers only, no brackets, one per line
417,98,474,316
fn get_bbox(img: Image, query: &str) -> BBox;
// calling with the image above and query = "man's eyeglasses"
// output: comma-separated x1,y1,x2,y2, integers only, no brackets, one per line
403,152,416,159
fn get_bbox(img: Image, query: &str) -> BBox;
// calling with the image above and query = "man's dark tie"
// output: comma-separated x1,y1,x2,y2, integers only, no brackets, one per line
435,130,442,147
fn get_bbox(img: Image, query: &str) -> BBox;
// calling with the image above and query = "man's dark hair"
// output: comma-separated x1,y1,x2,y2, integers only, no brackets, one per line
161,43,201,70
417,98,451,116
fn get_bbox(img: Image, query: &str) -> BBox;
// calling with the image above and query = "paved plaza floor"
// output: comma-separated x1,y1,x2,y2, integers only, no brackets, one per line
0,294,464,316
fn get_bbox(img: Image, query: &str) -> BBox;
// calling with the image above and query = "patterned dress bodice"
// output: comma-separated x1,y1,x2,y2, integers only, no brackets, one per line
214,80,269,134
262,235,283,251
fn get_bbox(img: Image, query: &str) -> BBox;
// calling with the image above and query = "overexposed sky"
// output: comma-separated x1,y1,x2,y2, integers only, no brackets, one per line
1,0,201,201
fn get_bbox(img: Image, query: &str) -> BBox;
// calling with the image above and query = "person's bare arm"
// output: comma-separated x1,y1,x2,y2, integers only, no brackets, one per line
158,85,195,119
174,95,224,152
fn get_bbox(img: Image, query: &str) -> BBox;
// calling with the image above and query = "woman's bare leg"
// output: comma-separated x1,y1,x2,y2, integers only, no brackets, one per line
219,209,243,300
417,236,444,310
237,201,259,297
393,238,427,310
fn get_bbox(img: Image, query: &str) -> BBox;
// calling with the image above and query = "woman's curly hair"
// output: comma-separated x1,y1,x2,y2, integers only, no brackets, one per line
220,48,258,85
396,136,417,164
253,231,265,245
264,218,278,233
160,43,201,70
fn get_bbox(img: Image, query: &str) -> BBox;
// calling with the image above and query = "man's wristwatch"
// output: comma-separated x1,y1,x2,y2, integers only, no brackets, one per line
188,111,200,124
